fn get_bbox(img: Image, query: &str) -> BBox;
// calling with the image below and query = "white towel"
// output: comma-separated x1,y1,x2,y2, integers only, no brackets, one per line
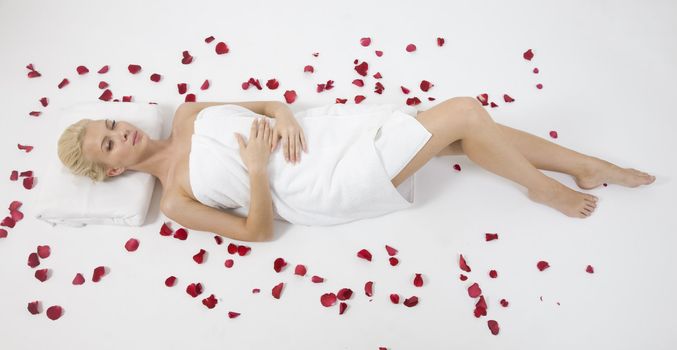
189,103,432,226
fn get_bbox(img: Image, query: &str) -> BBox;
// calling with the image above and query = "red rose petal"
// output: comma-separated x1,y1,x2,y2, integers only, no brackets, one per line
537,260,550,271
311,276,324,283
385,245,398,256
533,67,539,73
200,79,210,90
272,282,284,299
35,268,49,282
46,305,63,320
202,294,218,309
405,44,417,52
128,64,142,74
193,249,206,264
485,233,499,241
37,245,51,258
76,65,89,75
160,222,173,236
98,65,109,74
177,83,187,94
360,37,371,47
185,94,196,102
227,243,238,254
536,83,543,89
72,273,85,285
294,264,307,276
389,257,399,266
437,37,445,46
3,216,17,228
57,78,69,89
237,245,250,256
321,293,337,307
459,254,471,272
413,273,423,287
29,111,41,117
125,238,139,252
586,265,594,273
549,131,558,139
150,73,161,82
213,235,223,245
215,42,229,54
27,252,40,268
10,201,22,211
420,80,433,92
500,299,509,307
468,283,482,298
28,301,41,314
357,249,372,261
503,94,515,103
205,36,215,43
0,229,7,238
489,270,498,278
39,97,49,107
337,288,353,300
365,281,373,297
460,274,468,281
165,276,177,287
92,266,106,282
390,294,399,304
99,89,113,101
224,259,234,268
274,258,287,272
23,177,36,189
403,296,418,307
488,320,500,335
186,283,203,297
523,49,534,61
10,171,19,180
98,81,109,89
228,311,240,318
173,228,188,240
476,93,489,106
339,302,348,314
283,90,297,104
181,50,193,64
122,96,133,103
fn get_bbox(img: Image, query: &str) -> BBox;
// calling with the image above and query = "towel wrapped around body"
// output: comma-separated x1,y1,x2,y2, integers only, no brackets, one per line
189,103,432,226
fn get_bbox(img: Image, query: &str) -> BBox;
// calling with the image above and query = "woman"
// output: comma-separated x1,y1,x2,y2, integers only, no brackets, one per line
57,98,656,242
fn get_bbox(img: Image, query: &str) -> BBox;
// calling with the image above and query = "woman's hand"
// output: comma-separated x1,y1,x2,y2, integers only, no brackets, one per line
270,114,308,164
234,118,273,173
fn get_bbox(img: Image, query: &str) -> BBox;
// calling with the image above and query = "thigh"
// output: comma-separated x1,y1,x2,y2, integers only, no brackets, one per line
390,97,475,188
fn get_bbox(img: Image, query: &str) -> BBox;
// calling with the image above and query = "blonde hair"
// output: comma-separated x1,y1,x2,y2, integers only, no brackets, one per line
57,119,109,182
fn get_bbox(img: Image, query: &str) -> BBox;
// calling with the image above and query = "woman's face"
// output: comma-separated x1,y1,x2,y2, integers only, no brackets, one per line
82,119,143,173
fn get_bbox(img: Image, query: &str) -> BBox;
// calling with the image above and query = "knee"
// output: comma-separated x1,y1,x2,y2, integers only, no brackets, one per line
443,96,490,127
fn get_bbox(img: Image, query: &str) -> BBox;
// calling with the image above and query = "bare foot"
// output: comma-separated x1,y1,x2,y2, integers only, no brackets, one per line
528,180,599,218
574,157,656,190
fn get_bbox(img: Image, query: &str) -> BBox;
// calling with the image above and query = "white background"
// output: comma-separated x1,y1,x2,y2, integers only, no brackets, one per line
0,0,675,349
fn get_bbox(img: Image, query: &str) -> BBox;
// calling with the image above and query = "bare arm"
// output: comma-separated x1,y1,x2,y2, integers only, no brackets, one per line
245,168,274,240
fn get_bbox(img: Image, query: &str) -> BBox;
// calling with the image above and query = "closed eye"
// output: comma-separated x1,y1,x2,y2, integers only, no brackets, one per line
107,119,116,151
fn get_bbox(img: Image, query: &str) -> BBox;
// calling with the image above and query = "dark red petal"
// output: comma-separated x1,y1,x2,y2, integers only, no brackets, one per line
160,222,173,236
489,270,498,278
389,294,399,304
357,249,372,261
252,289,260,293
237,245,250,256
23,177,35,190
403,296,418,307
35,268,49,282
485,233,499,241
523,49,534,61
29,111,41,117
468,283,482,298
228,311,240,318
488,320,500,335
224,259,234,268
76,65,89,75
0,229,7,238
536,83,543,89
3,216,17,228
205,36,215,43
57,79,69,89
214,235,223,245
99,89,113,101
549,131,558,139
37,245,51,258
186,282,203,297
537,260,550,271
459,254,471,272
375,50,383,57
500,299,509,307
122,95,133,103
339,302,348,314
321,293,337,307
177,83,187,94
185,94,196,103
272,282,284,299
227,243,238,254
337,288,353,300
360,37,371,47
586,265,594,273
533,67,539,74
365,281,373,297
46,305,63,320
150,73,161,82
92,266,106,282
125,238,139,252
389,257,399,266
215,42,229,54
503,94,515,103
385,245,398,256
72,273,85,285
39,97,49,107
128,64,142,74
98,81,109,89
437,37,445,46
460,274,467,281
98,65,109,74
28,301,41,314
406,44,417,52
476,93,489,106
311,276,324,283
202,294,218,309
413,273,423,287
27,252,40,268
193,249,206,264
10,201,22,211
173,228,188,240
165,276,177,287
294,264,307,276
200,80,210,90
420,80,433,92
274,258,287,272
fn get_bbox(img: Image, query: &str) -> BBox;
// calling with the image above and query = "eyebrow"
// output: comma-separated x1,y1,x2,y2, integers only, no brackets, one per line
100,120,108,153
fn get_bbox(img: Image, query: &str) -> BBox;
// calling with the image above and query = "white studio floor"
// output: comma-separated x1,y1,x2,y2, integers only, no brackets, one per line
1,0,675,349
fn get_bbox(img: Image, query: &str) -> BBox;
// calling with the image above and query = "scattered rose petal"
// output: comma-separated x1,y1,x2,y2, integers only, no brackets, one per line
549,131,558,139
389,257,399,266
99,89,112,101
35,269,49,282
468,283,482,298
76,65,89,75
485,233,498,241
23,177,35,189
98,81,109,89
224,259,234,268
205,36,215,43
390,294,400,304
58,78,69,89
385,245,398,256
29,111,41,117
150,73,161,82
272,282,284,299
339,302,347,314
365,281,373,297
160,222,173,236
405,44,417,52
357,249,372,261
39,97,49,107
489,270,498,278
237,245,250,256
214,235,223,245
523,49,534,61
3,216,17,227
283,90,296,104
474,295,487,318
98,65,109,74
125,238,139,252
503,94,515,103
459,254,471,272
201,80,210,90
321,293,337,307
453,163,462,171
294,264,307,276
252,288,260,293
488,320,500,335
437,37,445,46
311,276,324,283
28,252,40,268
202,294,218,309
165,276,176,287
420,80,433,92
476,93,489,106
537,260,550,271
186,283,203,297
185,93,196,102
360,37,371,47
92,266,106,282
460,274,468,281
128,64,141,74
72,273,85,285
181,50,193,64
403,296,419,307
533,67,539,74
228,311,240,318
46,305,63,320
274,258,287,272
28,301,41,314
536,83,543,89
227,243,238,254
173,228,188,240
0,229,7,238
193,249,206,264
500,299,509,307
413,273,423,287
337,288,353,300
215,42,229,54
586,265,594,273
37,245,51,258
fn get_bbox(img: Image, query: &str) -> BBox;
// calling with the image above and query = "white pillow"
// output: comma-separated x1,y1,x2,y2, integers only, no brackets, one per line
34,101,164,227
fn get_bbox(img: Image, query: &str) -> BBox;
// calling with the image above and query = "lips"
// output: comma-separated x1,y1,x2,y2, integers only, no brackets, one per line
133,131,139,145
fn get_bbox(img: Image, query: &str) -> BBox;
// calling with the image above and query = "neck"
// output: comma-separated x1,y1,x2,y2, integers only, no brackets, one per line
129,137,174,184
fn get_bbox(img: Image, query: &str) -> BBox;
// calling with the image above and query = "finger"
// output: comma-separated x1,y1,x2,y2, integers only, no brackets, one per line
234,133,243,148
251,119,258,138
284,136,290,162
258,119,265,139
301,130,308,153
263,120,270,142
271,130,277,152
296,134,302,161
291,134,298,163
